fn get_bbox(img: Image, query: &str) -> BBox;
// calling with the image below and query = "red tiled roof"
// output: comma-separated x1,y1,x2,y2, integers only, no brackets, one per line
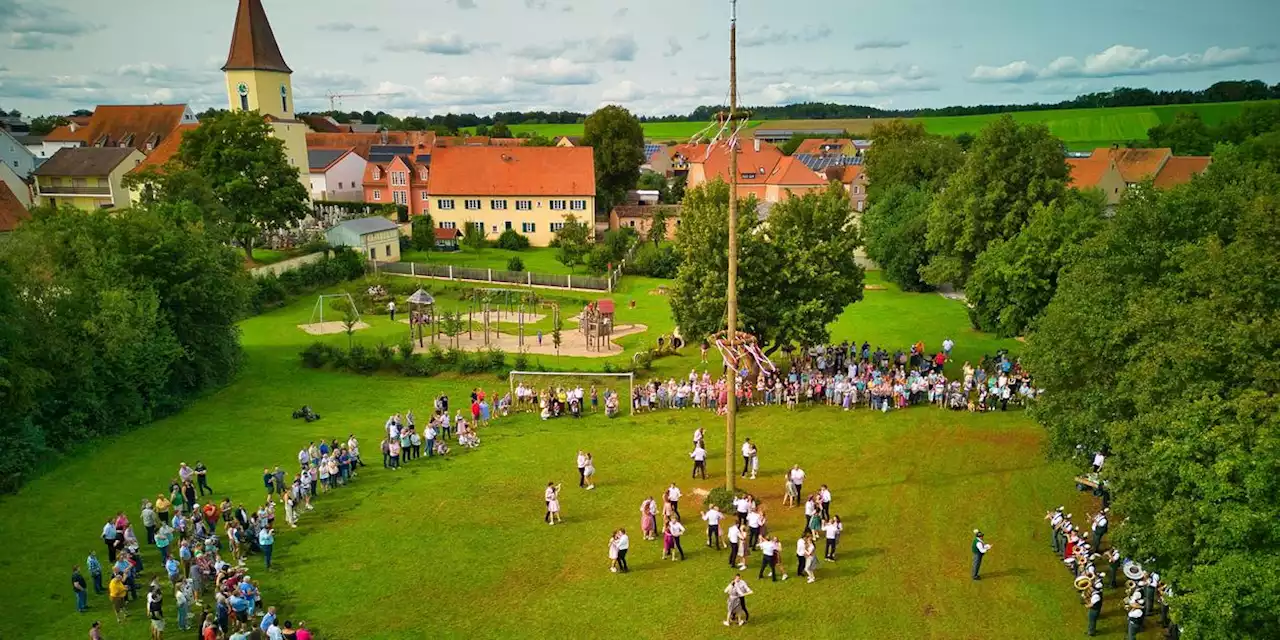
308,131,436,160
300,115,348,133
222,0,292,73
694,142,785,185
44,124,84,143
427,146,595,197
362,155,428,188
597,299,615,314
1066,156,1111,189
765,156,827,186
793,138,851,155
490,138,526,147
76,104,190,154
0,180,30,233
1095,147,1171,183
1153,155,1211,188
825,164,864,185
130,123,198,174
434,227,462,240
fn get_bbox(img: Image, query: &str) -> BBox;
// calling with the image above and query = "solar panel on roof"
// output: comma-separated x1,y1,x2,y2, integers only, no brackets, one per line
644,144,663,157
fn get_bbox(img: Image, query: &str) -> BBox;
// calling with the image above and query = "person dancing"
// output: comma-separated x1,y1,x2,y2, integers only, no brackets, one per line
640,497,658,541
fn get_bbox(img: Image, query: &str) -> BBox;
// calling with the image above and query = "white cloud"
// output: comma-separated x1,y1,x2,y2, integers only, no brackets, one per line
853,39,908,50
758,75,939,104
516,58,600,85
10,32,69,50
394,32,494,55
317,21,378,32
739,25,832,47
512,34,637,62
971,44,1280,83
663,37,683,58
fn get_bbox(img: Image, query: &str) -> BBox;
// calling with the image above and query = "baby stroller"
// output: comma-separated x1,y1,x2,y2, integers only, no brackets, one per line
569,398,582,418
292,405,321,422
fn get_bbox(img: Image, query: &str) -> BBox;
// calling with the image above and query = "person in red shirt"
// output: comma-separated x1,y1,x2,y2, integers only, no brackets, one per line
295,621,313,640
471,400,481,423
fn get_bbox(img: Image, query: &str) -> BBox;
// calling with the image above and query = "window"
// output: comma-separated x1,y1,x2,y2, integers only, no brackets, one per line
492,225,499,234
369,248,376,259
372,167,381,180
570,199,587,211
550,200,567,210
521,222,536,233
372,190,381,201
504,221,513,231
465,199,481,210
418,167,427,180
741,172,756,179
385,245,392,257
550,222,565,232
516,200,532,211
239,94,249,111
856,200,864,212
440,221,457,229
421,191,429,201
852,185,860,195
438,199,455,210
394,191,407,205
628,220,636,228
491,199,508,210
391,172,406,186
337,182,343,189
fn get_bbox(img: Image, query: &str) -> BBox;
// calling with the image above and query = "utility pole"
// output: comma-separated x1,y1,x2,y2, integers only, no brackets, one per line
723,0,742,493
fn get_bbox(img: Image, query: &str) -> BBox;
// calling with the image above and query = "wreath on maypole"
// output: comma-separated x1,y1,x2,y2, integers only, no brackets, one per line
710,330,777,375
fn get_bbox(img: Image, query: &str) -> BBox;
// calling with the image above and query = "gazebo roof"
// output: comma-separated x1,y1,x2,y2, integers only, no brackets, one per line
407,289,435,305
597,299,615,314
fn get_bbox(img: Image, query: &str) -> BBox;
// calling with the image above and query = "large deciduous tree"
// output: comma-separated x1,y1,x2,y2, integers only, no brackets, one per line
863,120,963,196
860,184,935,292
582,105,645,212
923,115,1068,287
1024,145,1280,640
172,111,310,260
1147,111,1214,155
671,181,863,352
553,214,592,272
964,189,1107,337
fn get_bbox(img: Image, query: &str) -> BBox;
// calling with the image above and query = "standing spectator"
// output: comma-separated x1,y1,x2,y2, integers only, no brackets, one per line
72,565,88,613
194,461,212,496
141,501,157,545
387,299,397,321
100,519,119,563
259,526,275,570
87,552,104,594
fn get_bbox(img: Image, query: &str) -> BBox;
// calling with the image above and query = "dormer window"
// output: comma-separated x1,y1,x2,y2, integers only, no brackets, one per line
372,167,381,180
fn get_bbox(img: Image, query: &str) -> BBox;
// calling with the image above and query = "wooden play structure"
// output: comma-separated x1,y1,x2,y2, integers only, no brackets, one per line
406,288,437,347
579,299,616,352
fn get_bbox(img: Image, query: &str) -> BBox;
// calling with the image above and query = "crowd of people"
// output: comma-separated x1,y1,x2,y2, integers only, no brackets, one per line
1044,503,1177,639
629,340,1040,415
514,383,623,419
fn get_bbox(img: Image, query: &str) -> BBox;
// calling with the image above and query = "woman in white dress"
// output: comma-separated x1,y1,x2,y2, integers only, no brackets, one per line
583,454,596,490
804,533,818,583
608,530,620,572
547,483,562,525
749,444,759,480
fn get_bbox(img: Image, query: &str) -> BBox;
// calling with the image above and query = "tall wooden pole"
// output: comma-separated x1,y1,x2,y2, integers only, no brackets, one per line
724,0,739,493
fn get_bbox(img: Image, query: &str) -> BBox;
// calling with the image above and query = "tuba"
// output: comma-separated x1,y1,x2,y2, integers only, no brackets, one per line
1074,576,1092,591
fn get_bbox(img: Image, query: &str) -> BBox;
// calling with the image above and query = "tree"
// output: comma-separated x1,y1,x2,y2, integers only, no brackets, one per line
860,184,935,291
495,229,530,250
461,221,486,250
1024,147,1280,640
647,207,670,248
28,115,69,136
1147,111,1214,155
195,107,228,121
410,214,435,251
671,181,863,353
582,105,646,212
551,308,564,357
169,111,309,261
506,256,524,272
922,115,1068,287
553,214,591,271
669,174,688,203
964,189,1107,336
490,122,513,138
474,124,490,136
636,171,670,203
863,120,963,196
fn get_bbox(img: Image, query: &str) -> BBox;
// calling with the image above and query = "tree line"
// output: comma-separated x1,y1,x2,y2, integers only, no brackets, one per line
859,99,1280,639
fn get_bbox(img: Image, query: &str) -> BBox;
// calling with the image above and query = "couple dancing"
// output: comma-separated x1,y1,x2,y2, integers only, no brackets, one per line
606,529,631,573
740,439,760,480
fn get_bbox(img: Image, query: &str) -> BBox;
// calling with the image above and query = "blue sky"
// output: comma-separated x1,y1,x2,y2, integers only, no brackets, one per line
1,0,1277,118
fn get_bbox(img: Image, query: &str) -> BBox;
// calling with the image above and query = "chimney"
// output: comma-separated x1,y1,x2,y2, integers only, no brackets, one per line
380,129,388,145
753,138,760,152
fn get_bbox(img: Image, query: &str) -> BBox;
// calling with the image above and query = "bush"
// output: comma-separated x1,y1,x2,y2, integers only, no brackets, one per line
585,245,613,275
627,243,678,278
703,486,735,513
300,341,329,368
345,345,380,374
513,352,530,371
507,256,525,272
496,229,531,251
398,340,416,362
486,347,507,373
411,215,436,251
458,351,486,374
252,272,288,311
376,342,396,366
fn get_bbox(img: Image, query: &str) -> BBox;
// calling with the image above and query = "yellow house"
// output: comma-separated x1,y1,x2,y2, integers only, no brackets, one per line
33,147,145,210
221,0,310,194
425,146,596,247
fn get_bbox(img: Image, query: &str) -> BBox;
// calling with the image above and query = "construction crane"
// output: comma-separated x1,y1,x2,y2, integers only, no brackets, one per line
326,91,404,112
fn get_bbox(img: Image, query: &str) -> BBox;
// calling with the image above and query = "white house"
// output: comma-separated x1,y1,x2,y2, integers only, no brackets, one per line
307,147,366,202
0,129,38,179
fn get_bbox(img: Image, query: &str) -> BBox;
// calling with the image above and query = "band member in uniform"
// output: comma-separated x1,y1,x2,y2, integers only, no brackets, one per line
1091,509,1109,548
971,530,992,580
1108,548,1122,589
1086,580,1103,636
1046,506,1065,553
1126,589,1145,640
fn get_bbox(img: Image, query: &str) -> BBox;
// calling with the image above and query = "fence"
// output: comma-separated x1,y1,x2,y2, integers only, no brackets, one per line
374,260,621,292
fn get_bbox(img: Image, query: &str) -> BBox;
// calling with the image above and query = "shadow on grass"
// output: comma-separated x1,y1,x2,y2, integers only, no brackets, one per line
977,566,1033,580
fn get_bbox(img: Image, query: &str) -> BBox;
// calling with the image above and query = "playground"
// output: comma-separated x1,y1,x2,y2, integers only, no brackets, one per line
399,297,649,357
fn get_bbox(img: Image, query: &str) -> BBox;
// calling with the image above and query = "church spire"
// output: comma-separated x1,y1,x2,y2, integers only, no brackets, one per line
222,0,292,74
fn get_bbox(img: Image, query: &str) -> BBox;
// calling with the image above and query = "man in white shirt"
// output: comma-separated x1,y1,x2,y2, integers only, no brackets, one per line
1092,450,1105,472
942,337,954,358
1091,509,1109,548
693,427,704,449
666,483,682,519
690,445,707,479
425,425,437,457
757,536,780,581
726,522,742,567
669,517,686,560
576,451,588,488
733,494,750,527
701,506,723,549
790,465,806,499
819,485,832,519
740,440,753,478
795,537,809,579
387,300,396,321
746,509,763,549
1048,506,1065,553
971,530,992,580
615,529,630,572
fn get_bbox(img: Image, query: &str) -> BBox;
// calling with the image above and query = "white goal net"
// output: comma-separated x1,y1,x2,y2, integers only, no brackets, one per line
509,370,635,417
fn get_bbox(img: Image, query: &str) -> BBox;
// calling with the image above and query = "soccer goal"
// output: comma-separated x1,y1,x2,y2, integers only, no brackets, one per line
509,370,635,417
308,293,361,326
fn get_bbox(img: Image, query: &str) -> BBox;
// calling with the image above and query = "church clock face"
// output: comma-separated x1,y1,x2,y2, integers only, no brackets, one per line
237,83,249,96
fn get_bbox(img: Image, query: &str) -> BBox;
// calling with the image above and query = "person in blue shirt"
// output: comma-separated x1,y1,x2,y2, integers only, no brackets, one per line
258,526,275,570
229,593,250,624
86,552,104,594
166,556,180,584
260,606,277,633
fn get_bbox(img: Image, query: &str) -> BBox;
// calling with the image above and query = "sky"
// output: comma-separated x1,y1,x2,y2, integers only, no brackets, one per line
1,0,1278,119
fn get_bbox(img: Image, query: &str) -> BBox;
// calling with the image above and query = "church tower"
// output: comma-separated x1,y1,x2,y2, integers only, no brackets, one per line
222,0,310,192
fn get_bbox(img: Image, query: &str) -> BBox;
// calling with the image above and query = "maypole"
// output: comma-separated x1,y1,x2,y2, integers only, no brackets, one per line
723,0,741,493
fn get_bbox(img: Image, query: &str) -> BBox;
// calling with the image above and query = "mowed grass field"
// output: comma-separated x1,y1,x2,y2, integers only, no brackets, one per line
1,272,1139,639
400,246,581,276
482,100,1276,149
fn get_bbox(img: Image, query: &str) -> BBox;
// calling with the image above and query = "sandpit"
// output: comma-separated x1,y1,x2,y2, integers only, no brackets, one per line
298,321,370,335
412,323,648,358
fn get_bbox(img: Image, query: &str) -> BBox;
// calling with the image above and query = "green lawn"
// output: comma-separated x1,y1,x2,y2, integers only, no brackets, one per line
251,248,293,265
1,274,1124,639
400,246,578,275
465,121,762,143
